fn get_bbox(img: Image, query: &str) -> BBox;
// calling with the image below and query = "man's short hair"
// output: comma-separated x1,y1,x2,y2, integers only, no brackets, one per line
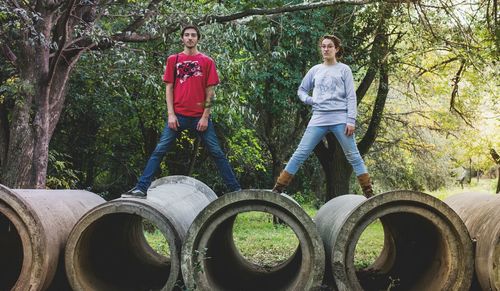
181,24,201,39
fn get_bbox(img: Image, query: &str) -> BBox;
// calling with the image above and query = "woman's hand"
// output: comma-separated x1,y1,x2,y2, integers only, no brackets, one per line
345,124,355,136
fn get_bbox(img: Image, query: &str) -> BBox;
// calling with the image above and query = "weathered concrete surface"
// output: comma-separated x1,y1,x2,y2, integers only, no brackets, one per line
445,192,500,291
0,184,105,291
65,175,217,291
315,190,474,291
181,189,325,291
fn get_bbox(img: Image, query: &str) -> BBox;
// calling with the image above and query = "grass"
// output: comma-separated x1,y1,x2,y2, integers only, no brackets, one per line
144,230,170,257
233,211,299,267
427,177,497,200
142,207,384,269
354,220,384,269
143,178,497,269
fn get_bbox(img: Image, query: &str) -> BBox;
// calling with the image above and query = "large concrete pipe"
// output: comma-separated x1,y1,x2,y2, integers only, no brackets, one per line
181,189,325,291
444,192,500,291
0,184,106,291
315,190,474,291
65,176,217,291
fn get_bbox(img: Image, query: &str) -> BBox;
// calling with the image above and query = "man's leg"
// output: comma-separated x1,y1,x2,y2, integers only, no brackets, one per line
133,121,180,193
199,119,241,192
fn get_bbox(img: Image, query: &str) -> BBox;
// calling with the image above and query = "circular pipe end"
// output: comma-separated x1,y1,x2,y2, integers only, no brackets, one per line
320,191,473,291
65,199,180,291
181,189,325,291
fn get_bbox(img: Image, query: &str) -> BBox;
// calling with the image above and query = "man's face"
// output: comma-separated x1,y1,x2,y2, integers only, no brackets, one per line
182,28,199,49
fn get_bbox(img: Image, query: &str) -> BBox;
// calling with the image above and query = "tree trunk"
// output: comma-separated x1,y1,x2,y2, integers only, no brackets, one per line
0,88,9,173
1,37,37,187
1,4,85,188
490,148,500,194
496,168,500,194
314,133,353,201
2,106,35,187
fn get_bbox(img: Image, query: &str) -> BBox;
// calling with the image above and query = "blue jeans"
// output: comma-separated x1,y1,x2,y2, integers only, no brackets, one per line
285,124,367,176
136,115,241,192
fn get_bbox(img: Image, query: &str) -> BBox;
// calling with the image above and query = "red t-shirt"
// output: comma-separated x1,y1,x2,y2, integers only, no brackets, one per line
163,52,219,117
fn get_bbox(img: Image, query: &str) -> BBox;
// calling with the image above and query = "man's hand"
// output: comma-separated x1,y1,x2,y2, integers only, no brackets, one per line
345,124,355,136
168,114,179,131
197,116,209,132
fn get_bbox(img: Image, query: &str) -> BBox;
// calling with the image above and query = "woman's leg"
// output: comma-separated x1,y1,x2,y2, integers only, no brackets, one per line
273,126,327,193
330,124,373,197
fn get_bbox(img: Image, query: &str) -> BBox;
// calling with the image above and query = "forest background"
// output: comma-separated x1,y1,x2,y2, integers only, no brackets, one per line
0,0,498,202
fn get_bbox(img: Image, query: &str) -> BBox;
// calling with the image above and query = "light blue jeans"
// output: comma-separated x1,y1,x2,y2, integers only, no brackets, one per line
284,124,367,176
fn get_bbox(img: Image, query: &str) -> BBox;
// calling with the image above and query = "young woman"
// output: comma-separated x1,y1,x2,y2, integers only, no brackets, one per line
272,35,373,197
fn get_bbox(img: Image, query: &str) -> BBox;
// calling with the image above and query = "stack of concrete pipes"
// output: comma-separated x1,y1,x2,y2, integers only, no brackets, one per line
0,176,498,291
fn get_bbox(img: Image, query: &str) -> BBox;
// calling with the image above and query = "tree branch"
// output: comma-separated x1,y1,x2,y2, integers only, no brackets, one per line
356,3,393,104
105,0,382,46
358,52,390,155
201,0,372,24
1,44,17,65
449,59,472,126
123,0,163,32
47,0,78,90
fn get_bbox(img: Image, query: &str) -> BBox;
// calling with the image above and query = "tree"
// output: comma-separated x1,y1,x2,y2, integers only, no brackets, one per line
0,0,377,188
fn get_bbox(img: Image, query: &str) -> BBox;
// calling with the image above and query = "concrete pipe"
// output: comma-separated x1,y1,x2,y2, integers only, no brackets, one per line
444,192,500,291
315,190,473,291
0,184,105,291
181,189,325,291
65,176,217,291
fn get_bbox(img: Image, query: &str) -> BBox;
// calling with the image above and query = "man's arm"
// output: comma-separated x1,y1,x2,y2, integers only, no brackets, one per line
166,83,179,131
196,85,215,131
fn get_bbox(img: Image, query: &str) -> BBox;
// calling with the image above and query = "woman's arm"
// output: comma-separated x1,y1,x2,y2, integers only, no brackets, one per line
297,67,315,105
344,66,357,126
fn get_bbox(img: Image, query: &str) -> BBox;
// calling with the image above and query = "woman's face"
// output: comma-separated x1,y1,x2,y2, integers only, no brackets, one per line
320,38,338,61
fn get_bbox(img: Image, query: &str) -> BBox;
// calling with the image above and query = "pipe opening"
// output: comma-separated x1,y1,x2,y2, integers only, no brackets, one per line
74,213,170,291
354,212,444,291
354,219,384,270
202,211,303,291
143,221,171,259
232,211,299,267
0,213,23,291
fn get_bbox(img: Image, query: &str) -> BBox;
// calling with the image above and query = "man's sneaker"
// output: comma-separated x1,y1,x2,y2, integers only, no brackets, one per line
121,187,147,199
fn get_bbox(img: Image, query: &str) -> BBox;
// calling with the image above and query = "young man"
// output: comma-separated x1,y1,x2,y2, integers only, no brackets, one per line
123,25,241,198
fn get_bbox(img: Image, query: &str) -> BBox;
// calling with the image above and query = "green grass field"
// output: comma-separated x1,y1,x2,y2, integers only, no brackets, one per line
144,178,497,269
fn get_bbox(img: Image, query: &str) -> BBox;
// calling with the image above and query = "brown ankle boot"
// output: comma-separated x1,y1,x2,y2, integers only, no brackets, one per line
272,170,294,193
357,173,374,198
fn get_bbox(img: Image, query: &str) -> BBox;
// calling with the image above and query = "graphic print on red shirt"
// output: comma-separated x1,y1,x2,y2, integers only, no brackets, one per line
177,61,203,83
163,53,219,117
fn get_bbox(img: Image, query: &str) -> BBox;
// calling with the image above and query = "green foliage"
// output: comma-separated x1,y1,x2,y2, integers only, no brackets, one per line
43,0,497,198
46,151,81,189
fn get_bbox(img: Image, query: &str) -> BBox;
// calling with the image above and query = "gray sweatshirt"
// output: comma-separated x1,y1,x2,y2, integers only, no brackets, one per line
298,62,357,126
